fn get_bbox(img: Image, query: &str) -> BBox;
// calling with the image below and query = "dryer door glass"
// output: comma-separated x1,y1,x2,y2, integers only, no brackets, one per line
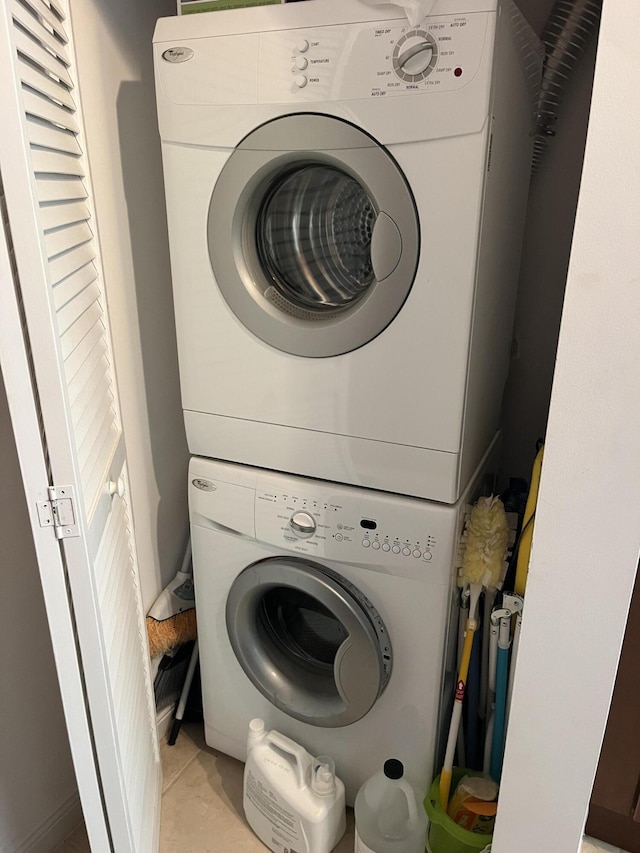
256,165,376,311
226,557,392,728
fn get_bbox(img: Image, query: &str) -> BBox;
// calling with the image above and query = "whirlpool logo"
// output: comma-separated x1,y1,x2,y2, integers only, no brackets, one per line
162,46,194,63
192,478,216,492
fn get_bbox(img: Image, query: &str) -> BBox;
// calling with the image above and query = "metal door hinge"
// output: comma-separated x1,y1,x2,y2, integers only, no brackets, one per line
36,485,80,539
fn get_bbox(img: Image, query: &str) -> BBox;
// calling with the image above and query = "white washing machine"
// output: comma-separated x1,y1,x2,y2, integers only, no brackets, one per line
154,0,540,502
189,445,495,803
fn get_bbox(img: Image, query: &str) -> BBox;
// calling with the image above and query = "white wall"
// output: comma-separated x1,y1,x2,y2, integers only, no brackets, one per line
69,0,188,609
0,374,81,853
494,1,640,849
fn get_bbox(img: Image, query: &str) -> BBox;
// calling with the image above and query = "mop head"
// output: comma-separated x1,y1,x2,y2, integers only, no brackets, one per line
459,495,509,590
146,610,197,659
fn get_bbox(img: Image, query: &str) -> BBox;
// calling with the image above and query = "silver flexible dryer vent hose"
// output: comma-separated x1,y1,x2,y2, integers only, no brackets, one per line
532,0,602,175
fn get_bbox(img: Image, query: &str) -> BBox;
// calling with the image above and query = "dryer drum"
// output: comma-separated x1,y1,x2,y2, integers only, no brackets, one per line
225,557,393,727
256,163,376,311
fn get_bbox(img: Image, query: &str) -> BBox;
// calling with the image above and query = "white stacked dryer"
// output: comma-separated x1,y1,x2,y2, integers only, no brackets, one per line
154,0,540,503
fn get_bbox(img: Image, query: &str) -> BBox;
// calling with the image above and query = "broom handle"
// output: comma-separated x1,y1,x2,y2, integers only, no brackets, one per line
439,621,476,810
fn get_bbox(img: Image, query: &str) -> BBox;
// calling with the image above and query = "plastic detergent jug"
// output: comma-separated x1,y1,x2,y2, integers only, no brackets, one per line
243,718,346,853
354,759,428,853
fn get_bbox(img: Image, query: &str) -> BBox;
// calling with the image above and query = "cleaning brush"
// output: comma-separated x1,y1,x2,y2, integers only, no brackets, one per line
439,496,509,810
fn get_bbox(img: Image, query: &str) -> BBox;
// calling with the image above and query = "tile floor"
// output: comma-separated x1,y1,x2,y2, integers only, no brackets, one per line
53,722,628,853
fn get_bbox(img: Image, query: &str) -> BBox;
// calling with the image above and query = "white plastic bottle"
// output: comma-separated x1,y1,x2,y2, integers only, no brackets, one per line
354,759,428,853
243,718,346,853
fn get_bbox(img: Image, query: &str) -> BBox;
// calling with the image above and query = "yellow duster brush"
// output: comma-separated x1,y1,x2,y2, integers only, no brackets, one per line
439,496,509,810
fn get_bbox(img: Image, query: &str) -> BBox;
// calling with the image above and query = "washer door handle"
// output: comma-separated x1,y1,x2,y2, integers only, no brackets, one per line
371,212,402,282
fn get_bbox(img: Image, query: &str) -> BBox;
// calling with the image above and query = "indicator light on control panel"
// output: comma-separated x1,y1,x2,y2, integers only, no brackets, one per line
454,67,463,77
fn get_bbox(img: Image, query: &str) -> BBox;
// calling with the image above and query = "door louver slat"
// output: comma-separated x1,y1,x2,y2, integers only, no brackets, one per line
66,343,108,407
95,496,124,600
78,386,113,474
27,115,82,156
45,221,92,259
15,27,73,85
11,1,71,65
41,200,90,233
22,88,79,133
53,261,97,315
73,379,114,451
67,357,109,422
48,241,95,288
18,0,69,45
76,394,115,462
59,300,101,360
55,277,99,331
43,0,64,22
62,317,102,380
31,148,83,177
36,175,86,204
18,59,75,109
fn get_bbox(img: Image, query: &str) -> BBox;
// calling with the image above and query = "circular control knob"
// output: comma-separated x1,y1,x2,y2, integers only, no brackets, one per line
290,511,316,537
294,75,308,88
295,56,308,70
392,30,438,82
297,38,309,53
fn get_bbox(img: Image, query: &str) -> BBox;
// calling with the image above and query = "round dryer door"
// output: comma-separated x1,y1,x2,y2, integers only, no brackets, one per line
226,557,392,727
208,114,419,357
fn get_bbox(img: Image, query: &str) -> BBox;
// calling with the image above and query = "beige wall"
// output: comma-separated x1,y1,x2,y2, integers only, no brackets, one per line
69,0,188,609
0,374,81,852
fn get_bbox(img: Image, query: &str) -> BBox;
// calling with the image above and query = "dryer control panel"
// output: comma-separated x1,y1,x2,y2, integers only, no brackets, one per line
156,12,493,109
258,13,491,103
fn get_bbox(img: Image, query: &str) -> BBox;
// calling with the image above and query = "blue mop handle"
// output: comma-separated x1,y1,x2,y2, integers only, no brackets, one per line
490,620,511,783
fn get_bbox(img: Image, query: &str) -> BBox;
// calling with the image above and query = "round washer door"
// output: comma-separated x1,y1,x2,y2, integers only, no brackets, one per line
208,114,419,357
225,557,392,727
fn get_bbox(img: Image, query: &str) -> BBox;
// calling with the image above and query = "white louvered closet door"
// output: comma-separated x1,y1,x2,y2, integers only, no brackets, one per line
0,1,161,852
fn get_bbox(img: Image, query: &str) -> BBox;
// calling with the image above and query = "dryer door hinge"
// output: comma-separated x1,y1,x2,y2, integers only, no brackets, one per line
36,485,80,539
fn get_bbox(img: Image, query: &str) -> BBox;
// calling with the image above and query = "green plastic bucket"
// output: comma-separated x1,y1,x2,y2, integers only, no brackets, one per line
424,770,493,853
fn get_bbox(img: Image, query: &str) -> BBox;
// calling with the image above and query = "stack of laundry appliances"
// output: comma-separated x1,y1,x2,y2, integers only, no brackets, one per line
153,0,541,804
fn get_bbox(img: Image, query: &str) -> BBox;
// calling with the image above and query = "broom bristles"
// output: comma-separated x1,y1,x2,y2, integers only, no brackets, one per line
146,610,197,659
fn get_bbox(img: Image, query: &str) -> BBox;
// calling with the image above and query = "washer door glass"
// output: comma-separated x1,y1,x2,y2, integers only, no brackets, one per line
256,164,375,311
259,585,349,669
226,557,392,728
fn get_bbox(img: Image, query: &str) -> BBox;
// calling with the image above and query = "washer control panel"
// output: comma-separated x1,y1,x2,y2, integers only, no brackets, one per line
257,12,491,103
254,471,459,583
